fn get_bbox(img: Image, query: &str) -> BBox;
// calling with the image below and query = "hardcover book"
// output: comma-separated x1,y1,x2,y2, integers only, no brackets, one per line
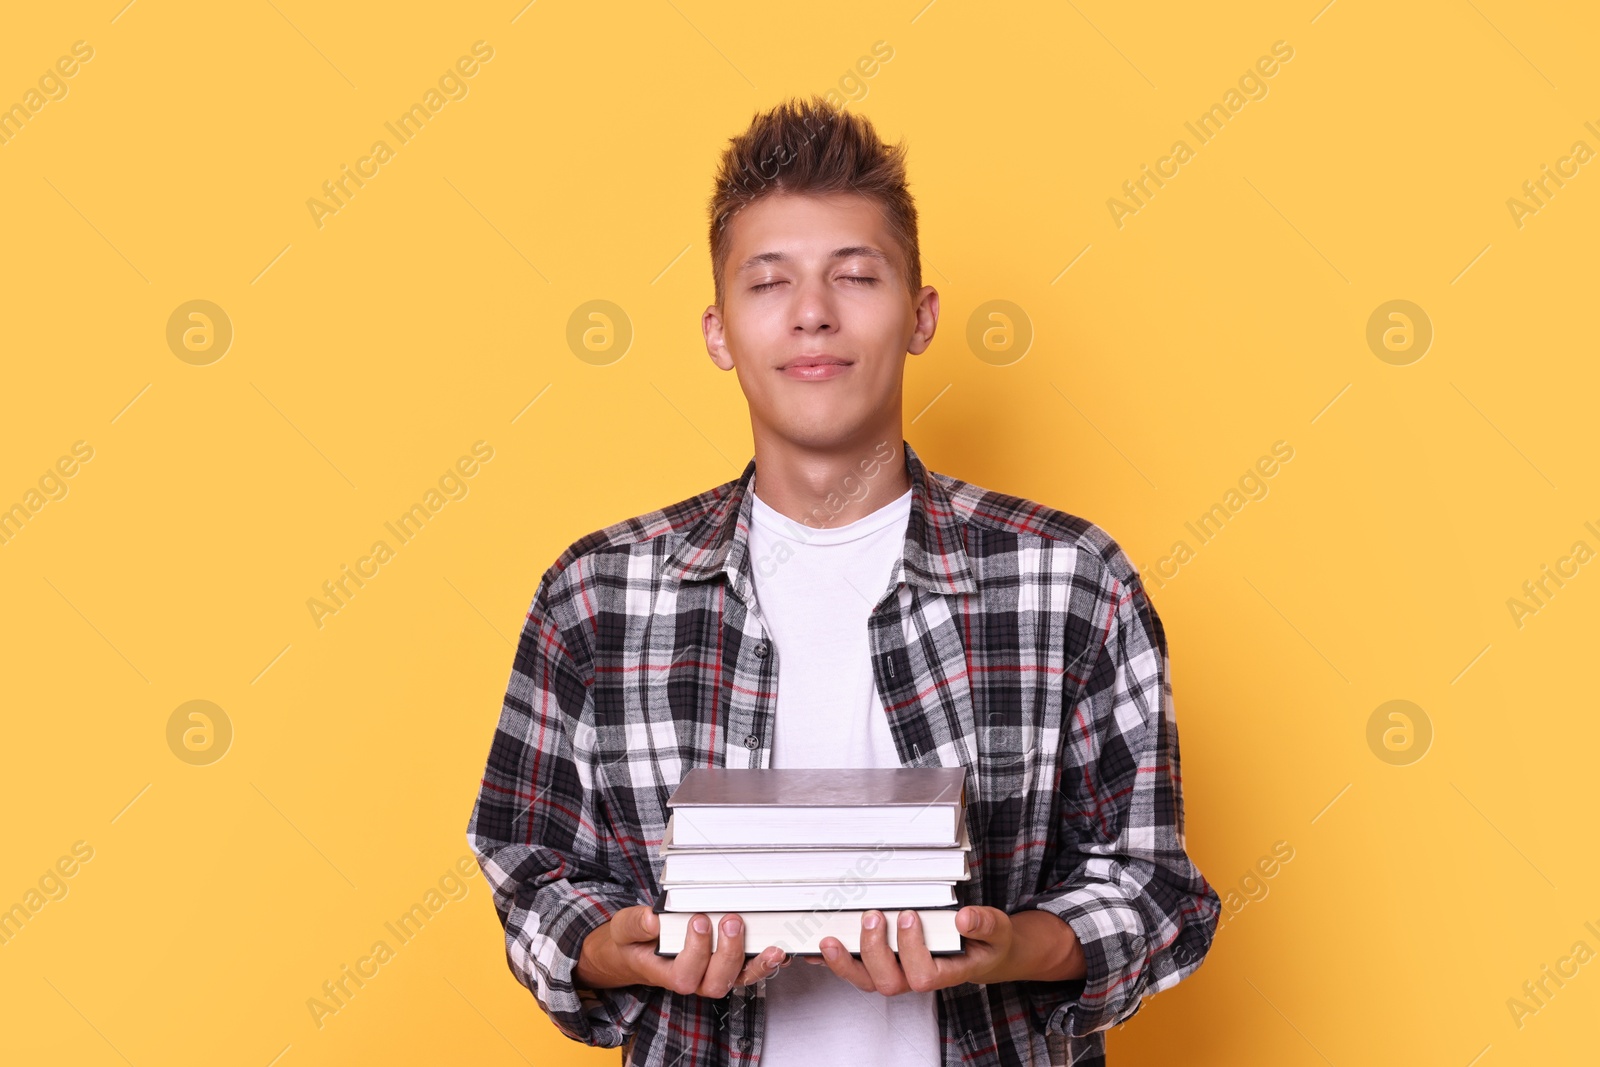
665,767,968,847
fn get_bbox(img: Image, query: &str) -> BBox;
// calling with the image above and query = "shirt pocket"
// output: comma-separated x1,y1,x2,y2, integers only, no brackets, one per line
976,714,1039,804
971,714,1043,901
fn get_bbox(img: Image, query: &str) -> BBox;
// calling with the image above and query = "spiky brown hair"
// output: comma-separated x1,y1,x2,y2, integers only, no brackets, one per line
706,95,921,307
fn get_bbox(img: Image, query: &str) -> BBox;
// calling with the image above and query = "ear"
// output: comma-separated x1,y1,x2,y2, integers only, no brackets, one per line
703,304,735,371
906,285,939,356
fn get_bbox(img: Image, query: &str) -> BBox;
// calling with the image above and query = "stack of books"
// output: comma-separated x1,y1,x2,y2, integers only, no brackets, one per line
653,766,971,956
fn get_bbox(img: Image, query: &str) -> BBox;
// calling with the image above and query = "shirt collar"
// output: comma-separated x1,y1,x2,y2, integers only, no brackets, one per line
662,438,978,602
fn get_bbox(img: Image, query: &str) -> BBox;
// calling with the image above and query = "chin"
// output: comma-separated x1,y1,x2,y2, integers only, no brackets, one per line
767,416,876,453
747,390,885,450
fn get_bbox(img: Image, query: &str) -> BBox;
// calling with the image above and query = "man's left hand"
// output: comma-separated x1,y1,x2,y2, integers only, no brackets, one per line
805,906,1085,994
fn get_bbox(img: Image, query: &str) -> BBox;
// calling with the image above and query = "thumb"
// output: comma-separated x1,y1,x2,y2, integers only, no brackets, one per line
613,905,659,945
957,906,996,940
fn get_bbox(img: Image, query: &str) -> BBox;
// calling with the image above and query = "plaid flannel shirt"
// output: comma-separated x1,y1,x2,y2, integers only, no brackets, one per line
465,439,1220,1066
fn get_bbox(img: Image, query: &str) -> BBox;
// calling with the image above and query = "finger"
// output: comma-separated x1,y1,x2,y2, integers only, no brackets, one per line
955,906,1010,970
956,905,998,944
698,915,750,998
626,949,677,989
858,911,909,995
733,946,786,988
818,935,876,992
604,907,676,988
668,913,714,995
610,905,658,946
894,910,938,994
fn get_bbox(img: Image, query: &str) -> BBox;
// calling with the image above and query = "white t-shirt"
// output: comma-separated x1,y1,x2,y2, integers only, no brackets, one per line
747,477,938,1067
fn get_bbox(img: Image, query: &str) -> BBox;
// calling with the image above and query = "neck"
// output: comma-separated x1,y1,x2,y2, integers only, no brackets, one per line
749,427,910,530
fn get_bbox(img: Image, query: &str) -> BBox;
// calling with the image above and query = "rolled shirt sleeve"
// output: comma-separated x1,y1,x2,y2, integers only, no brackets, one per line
1015,569,1221,1037
465,570,651,1047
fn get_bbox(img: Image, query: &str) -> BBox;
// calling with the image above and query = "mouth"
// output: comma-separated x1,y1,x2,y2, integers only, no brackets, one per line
780,355,854,381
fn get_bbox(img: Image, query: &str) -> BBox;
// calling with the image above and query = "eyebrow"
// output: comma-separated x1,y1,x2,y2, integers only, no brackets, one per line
735,246,891,274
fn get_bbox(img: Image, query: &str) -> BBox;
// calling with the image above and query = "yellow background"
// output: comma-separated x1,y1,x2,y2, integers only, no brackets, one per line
2,1,1596,1064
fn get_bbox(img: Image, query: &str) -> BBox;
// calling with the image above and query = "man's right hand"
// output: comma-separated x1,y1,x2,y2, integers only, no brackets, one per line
574,906,790,997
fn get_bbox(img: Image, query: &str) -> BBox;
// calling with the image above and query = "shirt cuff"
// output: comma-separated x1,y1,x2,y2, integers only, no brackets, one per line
1014,883,1149,1037
513,877,652,1047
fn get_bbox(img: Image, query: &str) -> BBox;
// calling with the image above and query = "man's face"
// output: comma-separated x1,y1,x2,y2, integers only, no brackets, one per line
703,191,938,451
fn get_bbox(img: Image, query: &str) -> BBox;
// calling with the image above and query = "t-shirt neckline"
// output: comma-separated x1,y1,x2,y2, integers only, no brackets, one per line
750,478,913,546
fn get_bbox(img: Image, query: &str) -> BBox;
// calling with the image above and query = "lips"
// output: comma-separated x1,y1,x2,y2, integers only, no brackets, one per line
780,356,853,381
782,356,852,369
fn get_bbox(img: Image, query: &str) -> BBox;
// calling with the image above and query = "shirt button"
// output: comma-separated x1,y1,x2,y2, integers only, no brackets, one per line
737,1037,753,1052
744,734,759,750
753,641,769,658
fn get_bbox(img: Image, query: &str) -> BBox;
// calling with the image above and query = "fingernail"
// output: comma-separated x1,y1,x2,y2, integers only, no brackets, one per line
863,911,881,929
693,916,710,934
724,916,742,936
899,910,915,928
823,942,839,959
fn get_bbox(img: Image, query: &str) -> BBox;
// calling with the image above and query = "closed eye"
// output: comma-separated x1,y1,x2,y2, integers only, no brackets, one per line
751,276,878,293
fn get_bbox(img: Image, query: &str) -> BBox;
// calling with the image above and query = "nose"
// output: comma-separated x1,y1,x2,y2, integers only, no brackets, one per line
791,275,837,335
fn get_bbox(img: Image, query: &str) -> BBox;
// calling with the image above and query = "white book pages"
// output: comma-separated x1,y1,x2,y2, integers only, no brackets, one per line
663,881,956,912
672,803,959,847
661,811,970,852
660,848,970,884
655,909,963,955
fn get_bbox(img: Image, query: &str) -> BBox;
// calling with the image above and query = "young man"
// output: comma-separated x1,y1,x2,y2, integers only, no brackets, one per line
466,96,1220,1067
